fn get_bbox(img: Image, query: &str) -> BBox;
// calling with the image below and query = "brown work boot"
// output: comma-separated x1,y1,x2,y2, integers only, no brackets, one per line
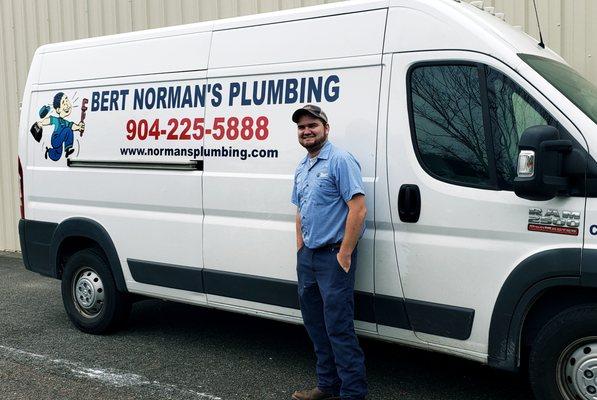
291,387,340,400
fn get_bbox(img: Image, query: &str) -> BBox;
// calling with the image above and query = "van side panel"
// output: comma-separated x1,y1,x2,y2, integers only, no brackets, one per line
39,31,212,84
209,10,386,69
201,9,387,327
25,28,212,302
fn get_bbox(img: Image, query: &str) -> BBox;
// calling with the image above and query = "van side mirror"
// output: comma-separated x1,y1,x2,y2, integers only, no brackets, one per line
514,125,572,201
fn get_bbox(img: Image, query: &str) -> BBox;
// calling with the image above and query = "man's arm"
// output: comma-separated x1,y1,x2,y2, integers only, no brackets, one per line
295,210,304,250
337,194,366,272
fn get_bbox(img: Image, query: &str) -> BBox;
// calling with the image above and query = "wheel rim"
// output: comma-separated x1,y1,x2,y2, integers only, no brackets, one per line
558,336,597,400
71,267,105,318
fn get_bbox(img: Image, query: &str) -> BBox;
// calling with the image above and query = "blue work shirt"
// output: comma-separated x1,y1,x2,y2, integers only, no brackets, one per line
291,141,365,249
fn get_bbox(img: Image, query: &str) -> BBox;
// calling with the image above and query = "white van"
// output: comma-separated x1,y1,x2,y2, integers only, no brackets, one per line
17,0,597,398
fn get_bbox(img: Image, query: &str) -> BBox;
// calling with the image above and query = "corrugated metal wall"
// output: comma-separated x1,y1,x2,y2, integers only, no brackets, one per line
488,0,597,83
0,0,595,251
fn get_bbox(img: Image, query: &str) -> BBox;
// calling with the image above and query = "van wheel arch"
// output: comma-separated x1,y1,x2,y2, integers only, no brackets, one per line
50,218,127,293
56,236,102,279
488,248,582,372
521,286,597,357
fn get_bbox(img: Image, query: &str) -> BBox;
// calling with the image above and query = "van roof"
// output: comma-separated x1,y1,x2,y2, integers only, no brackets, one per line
36,0,389,54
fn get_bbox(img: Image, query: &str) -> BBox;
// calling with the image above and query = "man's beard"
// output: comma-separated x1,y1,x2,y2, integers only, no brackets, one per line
301,137,326,153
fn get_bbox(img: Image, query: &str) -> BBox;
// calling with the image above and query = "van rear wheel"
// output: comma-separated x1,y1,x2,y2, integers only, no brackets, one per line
61,249,130,334
529,305,597,400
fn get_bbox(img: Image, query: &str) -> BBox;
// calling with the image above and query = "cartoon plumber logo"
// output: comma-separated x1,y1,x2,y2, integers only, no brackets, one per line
30,92,89,161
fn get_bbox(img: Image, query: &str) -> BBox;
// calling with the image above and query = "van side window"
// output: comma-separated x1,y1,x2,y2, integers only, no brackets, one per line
408,62,565,191
486,68,561,190
409,64,492,188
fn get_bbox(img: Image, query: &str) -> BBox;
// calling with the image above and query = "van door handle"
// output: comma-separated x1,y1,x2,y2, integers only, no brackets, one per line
398,184,421,223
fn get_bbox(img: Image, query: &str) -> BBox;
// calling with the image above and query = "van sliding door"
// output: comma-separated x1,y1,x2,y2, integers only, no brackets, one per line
201,9,387,329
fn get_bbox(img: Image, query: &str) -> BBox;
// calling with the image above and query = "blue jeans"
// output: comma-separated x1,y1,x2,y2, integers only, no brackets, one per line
297,245,367,400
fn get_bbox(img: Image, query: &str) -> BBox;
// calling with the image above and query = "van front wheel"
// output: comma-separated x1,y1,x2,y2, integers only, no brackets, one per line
529,305,597,400
61,249,130,334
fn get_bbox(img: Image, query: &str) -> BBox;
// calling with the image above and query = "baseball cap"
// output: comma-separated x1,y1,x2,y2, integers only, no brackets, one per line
292,104,328,124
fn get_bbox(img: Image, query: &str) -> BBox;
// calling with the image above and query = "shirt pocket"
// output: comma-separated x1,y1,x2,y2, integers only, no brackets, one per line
313,175,338,205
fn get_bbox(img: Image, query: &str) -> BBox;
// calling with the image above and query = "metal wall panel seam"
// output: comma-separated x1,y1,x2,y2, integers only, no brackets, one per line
563,0,572,63
258,0,277,13
0,1,9,249
180,0,198,24
111,0,121,35
520,0,528,30
89,0,102,38
573,0,587,75
577,0,585,74
59,0,66,42
526,0,534,38
147,0,164,29
589,0,597,83
71,0,80,39
10,0,27,251
114,0,122,33
549,0,563,54
5,0,20,250
164,0,182,26
217,0,232,19
118,0,133,33
1,1,14,250
237,0,257,16
42,0,49,41
101,0,109,36
131,0,146,32
13,0,27,88
565,0,576,71
24,0,37,47
64,0,76,40
585,0,595,83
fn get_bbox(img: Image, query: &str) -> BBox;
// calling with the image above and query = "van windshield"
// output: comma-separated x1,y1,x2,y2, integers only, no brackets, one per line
520,54,597,125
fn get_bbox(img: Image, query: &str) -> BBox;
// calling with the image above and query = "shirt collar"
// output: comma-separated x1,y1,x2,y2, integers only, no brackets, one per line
299,140,332,166
317,141,332,160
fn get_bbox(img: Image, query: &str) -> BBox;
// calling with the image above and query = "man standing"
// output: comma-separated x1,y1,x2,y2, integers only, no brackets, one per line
291,104,368,400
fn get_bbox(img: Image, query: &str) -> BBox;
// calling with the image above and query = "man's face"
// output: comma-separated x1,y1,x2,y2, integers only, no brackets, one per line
57,96,72,118
297,114,329,152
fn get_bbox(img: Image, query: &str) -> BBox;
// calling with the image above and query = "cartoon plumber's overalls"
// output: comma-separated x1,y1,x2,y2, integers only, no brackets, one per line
47,115,74,161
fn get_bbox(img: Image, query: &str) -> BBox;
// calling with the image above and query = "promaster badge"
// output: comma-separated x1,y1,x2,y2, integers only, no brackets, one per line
527,208,580,236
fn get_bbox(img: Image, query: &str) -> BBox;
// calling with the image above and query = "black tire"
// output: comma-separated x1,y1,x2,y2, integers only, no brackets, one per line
61,248,131,334
528,304,597,400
